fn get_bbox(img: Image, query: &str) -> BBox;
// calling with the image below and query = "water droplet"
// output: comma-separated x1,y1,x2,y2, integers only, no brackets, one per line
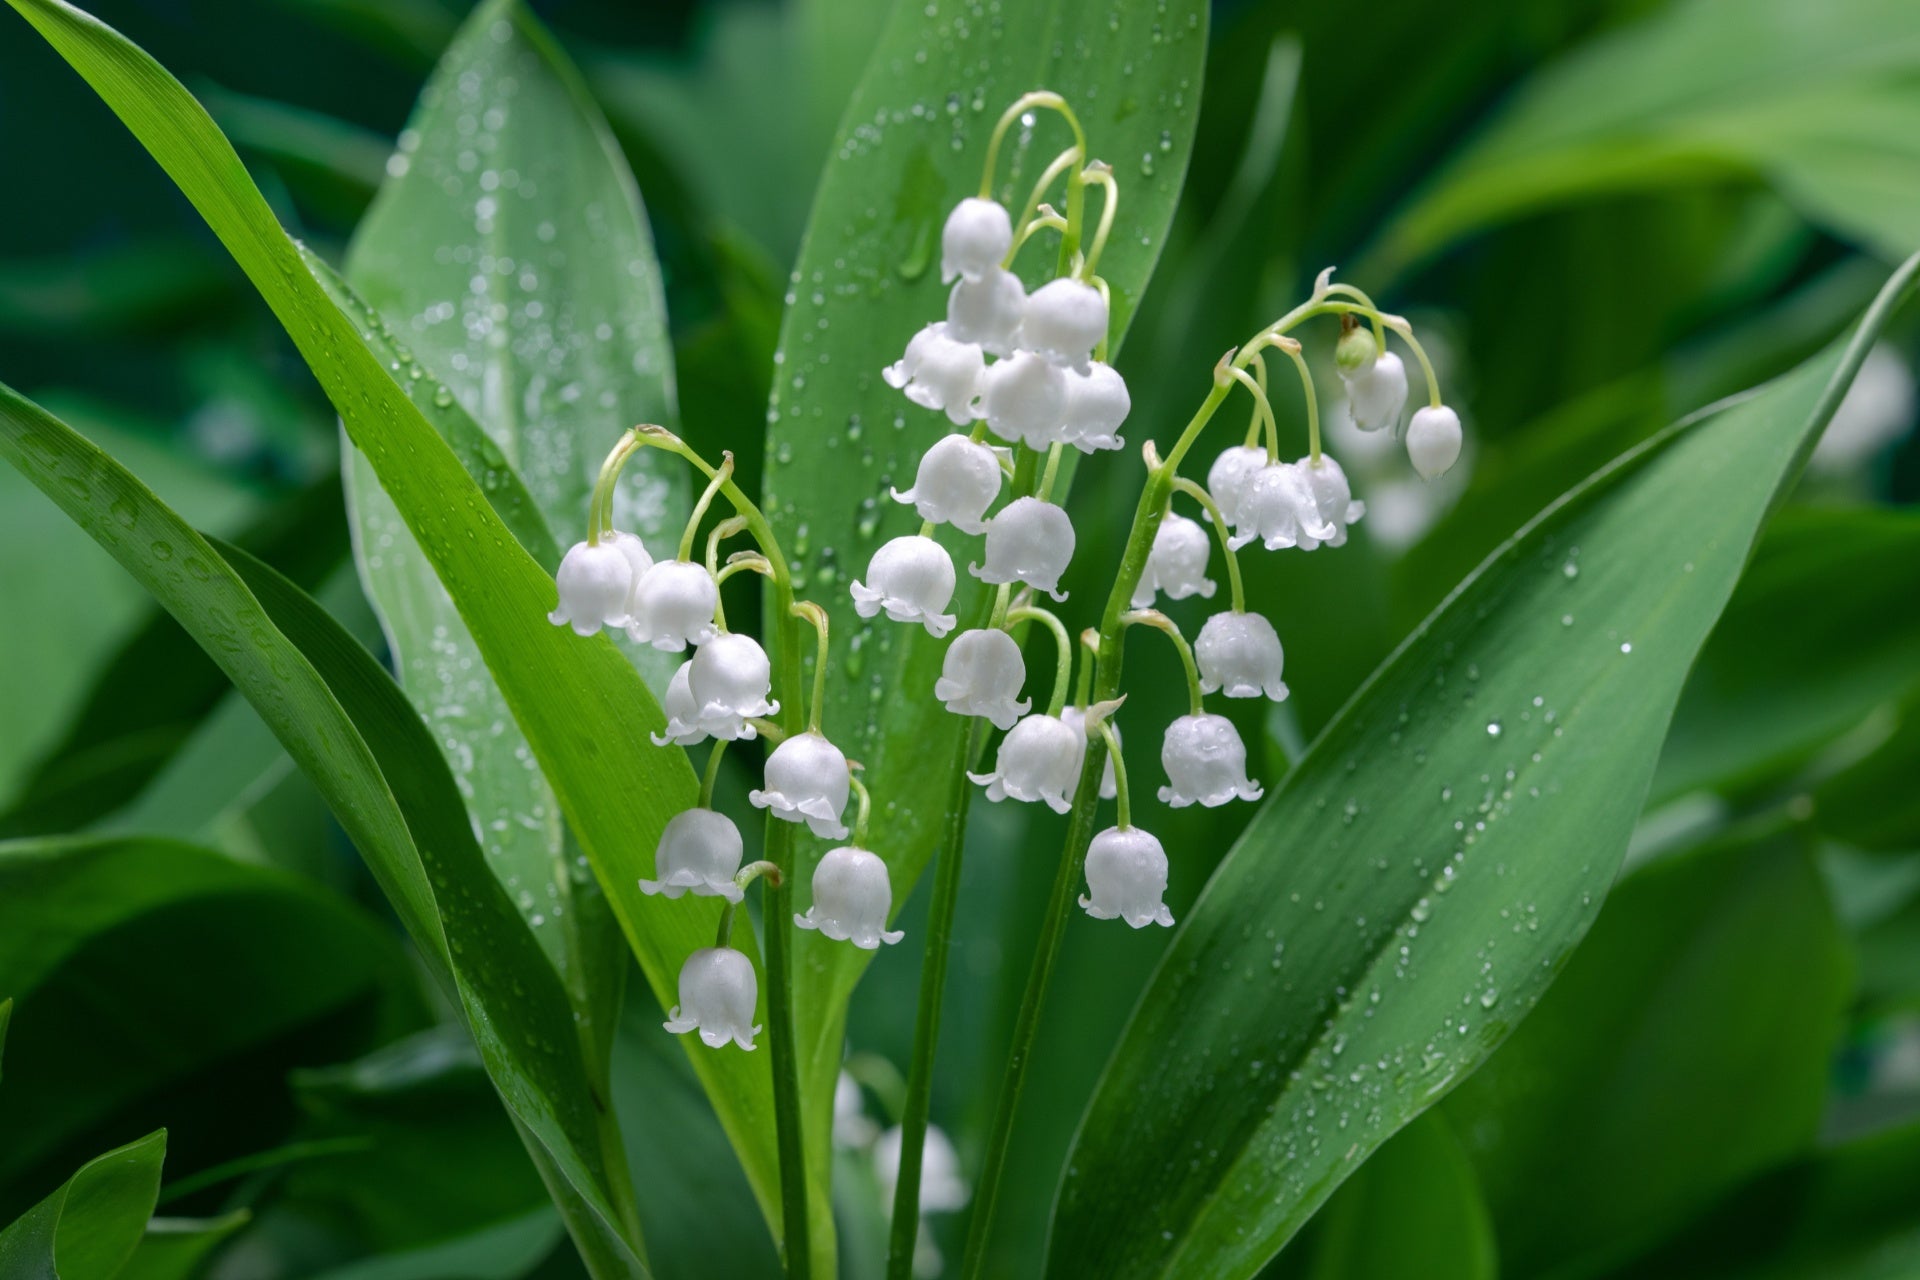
1486,721,1502,737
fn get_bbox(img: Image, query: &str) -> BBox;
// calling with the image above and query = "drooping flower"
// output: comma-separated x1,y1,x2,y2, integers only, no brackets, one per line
627,560,719,651
1206,444,1268,536
1195,611,1288,701
971,496,1074,601
1060,361,1130,453
663,947,760,1050
851,535,958,637
891,434,1003,534
981,349,1069,448
1020,278,1107,372
947,267,1026,356
941,196,1012,284
1057,704,1118,800
934,628,1030,729
874,1124,970,1213
640,808,744,902
1080,825,1174,928
1298,454,1366,548
688,632,779,739
1406,404,1463,480
548,539,636,635
796,846,904,949
1230,461,1332,551
884,322,985,426
652,661,708,746
1159,712,1264,808
751,731,852,839
1340,349,1409,433
1130,512,1216,608
834,1072,878,1149
969,711,1082,813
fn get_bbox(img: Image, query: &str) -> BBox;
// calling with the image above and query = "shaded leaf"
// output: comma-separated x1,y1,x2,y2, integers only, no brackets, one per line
1297,1112,1496,1280
0,1130,166,1280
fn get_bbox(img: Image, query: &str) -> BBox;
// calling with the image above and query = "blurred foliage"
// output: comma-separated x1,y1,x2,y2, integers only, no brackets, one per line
0,0,1917,1275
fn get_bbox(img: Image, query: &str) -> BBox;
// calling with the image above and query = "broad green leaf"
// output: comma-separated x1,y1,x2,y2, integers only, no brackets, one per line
119,1212,251,1280
1363,0,1920,278
2,0,779,1252
1816,703,1920,853
1444,828,1848,1278
764,0,1209,1191
0,383,639,1272
1653,506,1920,803
0,834,417,1202
0,1130,166,1280
1296,1113,1495,1280
1049,256,1920,1280
309,1207,566,1280
0,998,10,1079
340,0,684,1092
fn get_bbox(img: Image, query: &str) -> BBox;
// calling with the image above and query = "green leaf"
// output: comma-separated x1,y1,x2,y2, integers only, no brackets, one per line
1049,257,1920,1280
764,0,1209,1194
2,0,780,1255
1444,827,1849,1278
1297,1113,1496,1280
118,1212,251,1280
308,1207,566,1280
1364,0,1920,278
0,1130,166,1280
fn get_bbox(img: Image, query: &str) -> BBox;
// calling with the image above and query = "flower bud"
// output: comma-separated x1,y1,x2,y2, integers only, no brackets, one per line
934,628,1031,729
1158,712,1263,808
1406,404,1463,480
1334,325,1378,375
627,560,720,651
689,632,780,739
652,660,707,746
1206,445,1267,534
981,349,1069,447
751,731,852,839
1057,704,1118,799
1020,278,1107,372
851,534,958,637
663,946,760,1050
1341,349,1408,432
1130,512,1216,608
947,267,1027,356
640,807,745,902
548,539,636,636
1299,454,1366,548
883,322,985,426
968,712,1082,813
891,434,1003,534
1061,361,1130,453
875,1124,969,1213
971,496,1074,601
1195,611,1288,701
796,846,904,949
941,197,1012,284
1080,825,1174,928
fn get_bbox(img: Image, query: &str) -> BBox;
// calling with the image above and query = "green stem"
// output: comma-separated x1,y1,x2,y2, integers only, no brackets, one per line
1323,282,1388,353
792,601,831,734
1037,442,1065,503
714,860,783,948
1006,605,1073,718
1096,720,1131,829
849,775,873,848
981,91,1085,198
587,430,642,544
1123,609,1203,716
1222,363,1278,461
700,740,728,809
1004,145,1082,263
1272,339,1321,462
1172,476,1244,613
1384,317,1445,410
679,452,734,562
1078,164,1118,280
1242,351,1269,449
1074,628,1097,710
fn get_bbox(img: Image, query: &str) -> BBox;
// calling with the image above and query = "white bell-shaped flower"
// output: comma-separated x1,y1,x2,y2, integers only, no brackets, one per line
1206,444,1268,535
883,322,985,426
851,535,957,637
1130,513,1216,608
653,661,707,746
604,527,655,592
548,539,635,635
1232,462,1335,552
1080,825,1174,928
834,1072,878,1149
627,560,719,651
1057,705,1118,800
1195,611,1288,701
971,496,1074,601
1406,404,1463,480
1020,278,1107,373
934,628,1030,729
941,196,1012,284
969,711,1082,813
891,434,1002,534
981,349,1069,448
947,267,1027,356
796,846,904,949
1159,712,1264,808
1341,349,1408,432
750,731,851,839
874,1124,969,1213
1060,361,1130,453
640,808,744,902
663,947,759,1050
688,632,779,739
1298,454,1366,548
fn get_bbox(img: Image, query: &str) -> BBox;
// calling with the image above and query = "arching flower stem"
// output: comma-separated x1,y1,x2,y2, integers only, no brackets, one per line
1121,609,1204,717
1095,719,1130,829
1241,350,1270,449
1074,628,1098,710
699,739,728,809
714,860,783,948
1077,163,1118,281
981,91,1086,199
1036,441,1066,503
1006,605,1073,718
586,429,643,545
792,601,831,735
677,452,734,562
1223,363,1279,460
705,514,749,630
1171,476,1245,613
848,773,873,848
